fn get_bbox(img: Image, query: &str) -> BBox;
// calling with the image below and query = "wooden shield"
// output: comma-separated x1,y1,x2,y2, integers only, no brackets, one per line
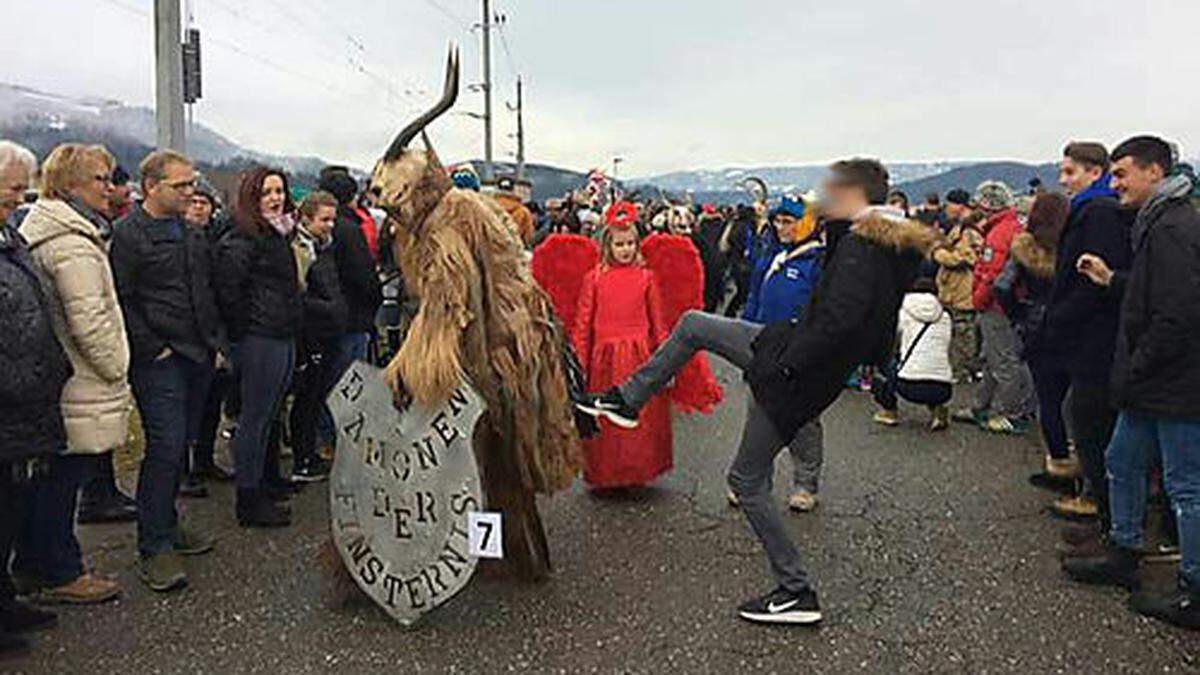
327,361,485,626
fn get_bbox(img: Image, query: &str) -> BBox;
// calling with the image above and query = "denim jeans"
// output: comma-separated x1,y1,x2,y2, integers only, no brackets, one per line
1028,357,1071,459
317,331,371,447
130,353,214,557
13,454,92,587
620,310,815,593
231,336,295,490
1106,410,1200,587
194,366,233,470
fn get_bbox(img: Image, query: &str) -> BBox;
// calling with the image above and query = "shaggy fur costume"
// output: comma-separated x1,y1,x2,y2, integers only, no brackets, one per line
372,141,582,581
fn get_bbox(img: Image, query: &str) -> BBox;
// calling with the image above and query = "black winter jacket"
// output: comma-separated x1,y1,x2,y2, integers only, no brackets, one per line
333,206,382,333
1110,184,1200,419
748,212,937,439
0,223,70,461
110,205,223,364
214,226,302,342
1041,195,1133,384
296,232,348,346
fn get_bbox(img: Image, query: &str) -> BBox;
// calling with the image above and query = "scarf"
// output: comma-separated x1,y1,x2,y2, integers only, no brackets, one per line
1131,174,1193,250
266,212,296,237
1069,174,1116,213
67,197,113,242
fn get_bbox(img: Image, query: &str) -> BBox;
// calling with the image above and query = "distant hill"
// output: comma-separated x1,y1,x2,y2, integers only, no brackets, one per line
895,161,1059,199
0,83,327,183
637,161,970,198
464,160,593,203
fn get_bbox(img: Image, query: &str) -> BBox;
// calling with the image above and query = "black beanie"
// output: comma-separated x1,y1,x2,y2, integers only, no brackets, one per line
318,170,358,206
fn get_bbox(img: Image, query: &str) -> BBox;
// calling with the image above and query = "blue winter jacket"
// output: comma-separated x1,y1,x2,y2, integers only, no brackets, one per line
743,239,824,324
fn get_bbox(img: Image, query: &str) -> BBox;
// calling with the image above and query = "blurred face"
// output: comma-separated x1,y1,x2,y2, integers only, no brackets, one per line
0,161,30,223
609,227,638,265
820,178,868,221
887,195,908,213
304,204,337,239
70,159,114,214
184,194,214,227
144,160,196,217
1058,157,1103,197
773,214,799,243
260,174,286,217
1110,157,1164,208
944,203,970,223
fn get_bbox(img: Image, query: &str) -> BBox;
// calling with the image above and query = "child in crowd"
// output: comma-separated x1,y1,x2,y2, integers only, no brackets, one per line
873,277,954,430
741,196,826,511
572,203,673,488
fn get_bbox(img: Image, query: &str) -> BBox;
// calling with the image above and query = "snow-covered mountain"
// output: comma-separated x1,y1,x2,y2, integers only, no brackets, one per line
0,82,325,176
636,162,971,197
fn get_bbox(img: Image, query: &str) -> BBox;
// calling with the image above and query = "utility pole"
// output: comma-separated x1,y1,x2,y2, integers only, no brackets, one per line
480,0,494,182
154,0,186,151
510,77,525,181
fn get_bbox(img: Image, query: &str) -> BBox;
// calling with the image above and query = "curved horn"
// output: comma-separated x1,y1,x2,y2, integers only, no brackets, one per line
740,176,768,203
384,47,460,160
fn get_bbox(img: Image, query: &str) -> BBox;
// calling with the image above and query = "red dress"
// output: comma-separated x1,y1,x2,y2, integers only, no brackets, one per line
573,264,673,487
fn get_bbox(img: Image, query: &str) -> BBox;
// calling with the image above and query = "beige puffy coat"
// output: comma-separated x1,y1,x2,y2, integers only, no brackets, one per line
20,199,131,453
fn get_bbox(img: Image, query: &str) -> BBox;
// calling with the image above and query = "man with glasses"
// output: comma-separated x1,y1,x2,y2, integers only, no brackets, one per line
109,150,223,592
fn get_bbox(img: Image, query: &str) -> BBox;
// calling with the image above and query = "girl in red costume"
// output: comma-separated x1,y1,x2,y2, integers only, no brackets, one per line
572,203,674,488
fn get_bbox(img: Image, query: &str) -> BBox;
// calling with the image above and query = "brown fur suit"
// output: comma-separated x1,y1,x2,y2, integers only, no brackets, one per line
372,142,581,581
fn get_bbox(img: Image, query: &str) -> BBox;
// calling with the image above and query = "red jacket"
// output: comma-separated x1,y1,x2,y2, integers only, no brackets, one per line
972,208,1022,312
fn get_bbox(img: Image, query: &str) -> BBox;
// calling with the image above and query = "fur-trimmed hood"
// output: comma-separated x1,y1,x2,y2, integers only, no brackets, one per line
849,207,942,257
1008,231,1055,279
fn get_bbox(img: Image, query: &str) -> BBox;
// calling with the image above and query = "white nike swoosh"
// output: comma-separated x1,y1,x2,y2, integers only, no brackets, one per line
768,599,799,613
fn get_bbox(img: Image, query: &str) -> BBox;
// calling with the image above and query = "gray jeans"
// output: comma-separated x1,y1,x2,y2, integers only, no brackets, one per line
972,311,1035,418
620,310,816,593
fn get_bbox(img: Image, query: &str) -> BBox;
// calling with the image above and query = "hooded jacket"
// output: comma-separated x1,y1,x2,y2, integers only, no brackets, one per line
972,208,1022,312
0,222,70,462
743,239,824,324
1041,180,1133,384
896,291,953,383
747,208,939,439
932,223,983,311
109,204,224,365
1110,175,1200,418
994,231,1056,359
20,199,132,453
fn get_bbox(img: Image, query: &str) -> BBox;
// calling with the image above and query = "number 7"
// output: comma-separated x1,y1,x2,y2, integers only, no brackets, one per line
479,521,493,550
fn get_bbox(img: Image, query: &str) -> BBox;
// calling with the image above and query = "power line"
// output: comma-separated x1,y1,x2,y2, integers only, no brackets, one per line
422,0,473,32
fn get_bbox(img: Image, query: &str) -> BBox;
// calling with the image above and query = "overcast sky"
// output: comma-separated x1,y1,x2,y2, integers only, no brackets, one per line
3,0,1196,176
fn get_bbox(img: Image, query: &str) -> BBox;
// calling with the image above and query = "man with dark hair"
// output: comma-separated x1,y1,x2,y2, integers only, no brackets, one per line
578,158,940,625
1063,135,1200,631
1038,142,1133,522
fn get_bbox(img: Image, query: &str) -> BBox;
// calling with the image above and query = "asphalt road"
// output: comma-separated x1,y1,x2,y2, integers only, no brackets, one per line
12,360,1198,673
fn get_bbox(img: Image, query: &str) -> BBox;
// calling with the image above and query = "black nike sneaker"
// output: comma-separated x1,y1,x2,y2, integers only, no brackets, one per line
575,388,640,429
737,586,823,625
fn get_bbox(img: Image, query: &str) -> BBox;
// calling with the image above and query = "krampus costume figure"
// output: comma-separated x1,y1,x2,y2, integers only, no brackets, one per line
369,50,581,581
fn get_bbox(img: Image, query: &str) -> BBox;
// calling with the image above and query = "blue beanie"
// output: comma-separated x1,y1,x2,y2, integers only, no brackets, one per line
451,166,481,191
771,195,805,220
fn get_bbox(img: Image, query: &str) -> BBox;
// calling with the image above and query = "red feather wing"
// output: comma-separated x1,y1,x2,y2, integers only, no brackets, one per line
531,233,600,343
640,233,722,413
